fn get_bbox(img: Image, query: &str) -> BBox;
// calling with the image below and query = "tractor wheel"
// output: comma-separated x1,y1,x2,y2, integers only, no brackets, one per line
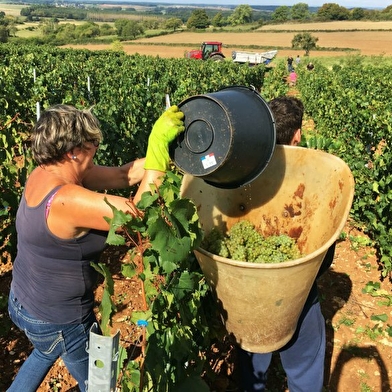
209,55,224,61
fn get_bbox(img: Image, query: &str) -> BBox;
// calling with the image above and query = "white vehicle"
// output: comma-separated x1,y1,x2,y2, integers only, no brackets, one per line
231,49,278,65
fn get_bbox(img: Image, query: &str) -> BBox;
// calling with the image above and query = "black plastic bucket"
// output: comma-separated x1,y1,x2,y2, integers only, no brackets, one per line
170,86,276,188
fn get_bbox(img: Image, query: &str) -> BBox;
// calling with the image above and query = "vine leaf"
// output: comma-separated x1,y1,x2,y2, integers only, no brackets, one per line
172,271,195,301
104,198,133,246
146,197,202,269
91,262,116,336
121,262,137,279
148,213,192,270
136,191,159,209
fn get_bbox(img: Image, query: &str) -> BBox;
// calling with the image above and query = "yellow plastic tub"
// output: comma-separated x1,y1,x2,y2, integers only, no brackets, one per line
180,145,355,353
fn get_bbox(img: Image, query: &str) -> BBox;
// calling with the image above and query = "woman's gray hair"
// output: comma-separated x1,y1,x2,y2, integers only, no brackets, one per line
32,104,102,165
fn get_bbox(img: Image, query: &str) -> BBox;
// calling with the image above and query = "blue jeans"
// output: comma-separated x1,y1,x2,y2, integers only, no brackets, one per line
238,300,326,392
7,290,97,392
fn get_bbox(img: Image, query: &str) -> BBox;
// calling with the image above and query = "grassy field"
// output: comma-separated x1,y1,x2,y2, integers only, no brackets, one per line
260,20,392,30
0,3,23,16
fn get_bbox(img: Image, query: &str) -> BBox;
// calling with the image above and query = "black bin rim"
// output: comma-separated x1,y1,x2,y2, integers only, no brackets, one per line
172,85,276,188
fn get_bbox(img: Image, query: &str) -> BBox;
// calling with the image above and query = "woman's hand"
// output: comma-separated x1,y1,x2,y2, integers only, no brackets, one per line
144,105,185,172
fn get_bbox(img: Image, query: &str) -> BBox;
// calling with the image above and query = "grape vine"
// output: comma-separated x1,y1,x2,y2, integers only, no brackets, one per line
3,43,392,390
100,171,212,391
297,55,392,278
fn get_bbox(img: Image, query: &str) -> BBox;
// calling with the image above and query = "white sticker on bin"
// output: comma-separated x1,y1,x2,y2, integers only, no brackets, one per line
201,153,217,169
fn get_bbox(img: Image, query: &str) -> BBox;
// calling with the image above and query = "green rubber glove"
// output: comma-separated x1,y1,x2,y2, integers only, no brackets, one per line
144,105,185,172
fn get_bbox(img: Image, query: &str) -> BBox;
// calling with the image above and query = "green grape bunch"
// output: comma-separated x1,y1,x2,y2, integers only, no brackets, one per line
201,220,302,264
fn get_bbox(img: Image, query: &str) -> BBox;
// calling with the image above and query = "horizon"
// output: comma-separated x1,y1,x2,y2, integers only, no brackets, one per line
101,0,391,9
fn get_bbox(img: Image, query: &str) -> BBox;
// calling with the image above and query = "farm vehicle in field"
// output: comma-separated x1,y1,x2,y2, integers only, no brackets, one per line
231,49,278,65
185,41,226,61
185,41,278,65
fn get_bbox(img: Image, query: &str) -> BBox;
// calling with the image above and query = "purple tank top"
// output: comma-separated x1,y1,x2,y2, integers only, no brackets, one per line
11,186,108,324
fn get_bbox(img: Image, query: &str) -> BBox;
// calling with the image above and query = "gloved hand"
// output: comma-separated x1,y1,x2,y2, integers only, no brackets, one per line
144,105,185,172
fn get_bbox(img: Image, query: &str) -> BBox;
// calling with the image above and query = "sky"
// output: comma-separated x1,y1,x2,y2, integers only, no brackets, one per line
134,0,391,8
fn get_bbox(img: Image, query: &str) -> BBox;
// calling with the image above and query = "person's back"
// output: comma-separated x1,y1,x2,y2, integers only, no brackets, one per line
238,96,334,392
289,71,297,86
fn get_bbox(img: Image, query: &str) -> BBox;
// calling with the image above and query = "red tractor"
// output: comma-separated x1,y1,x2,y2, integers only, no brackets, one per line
185,41,225,61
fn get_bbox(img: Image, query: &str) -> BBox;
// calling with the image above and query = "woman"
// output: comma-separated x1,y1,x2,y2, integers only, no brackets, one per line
7,104,184,391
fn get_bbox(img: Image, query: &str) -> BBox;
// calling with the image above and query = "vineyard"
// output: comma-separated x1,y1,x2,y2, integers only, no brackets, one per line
1,43,392,390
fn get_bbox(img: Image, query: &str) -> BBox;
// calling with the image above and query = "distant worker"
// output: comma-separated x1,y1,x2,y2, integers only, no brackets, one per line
307,62,315,71
296,55,301,65
287,56,294,72
289,71,297,86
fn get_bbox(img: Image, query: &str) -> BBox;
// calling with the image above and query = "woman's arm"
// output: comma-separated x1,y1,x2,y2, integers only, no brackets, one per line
48,184,138,237
133,169,165,204
47,168,166,239
83,158,146,191
84,105,184,192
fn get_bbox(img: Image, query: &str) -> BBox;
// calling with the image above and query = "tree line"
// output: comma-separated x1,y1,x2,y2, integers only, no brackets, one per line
2,2,392,44
17,2,392,25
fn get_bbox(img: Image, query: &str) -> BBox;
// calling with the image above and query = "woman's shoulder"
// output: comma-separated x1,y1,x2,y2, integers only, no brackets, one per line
24,169,64,207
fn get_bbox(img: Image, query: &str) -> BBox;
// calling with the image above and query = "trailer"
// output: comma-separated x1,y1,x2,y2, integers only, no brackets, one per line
231,50,278,65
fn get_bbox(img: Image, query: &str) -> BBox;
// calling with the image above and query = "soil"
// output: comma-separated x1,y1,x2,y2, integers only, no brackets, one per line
1,219,392,392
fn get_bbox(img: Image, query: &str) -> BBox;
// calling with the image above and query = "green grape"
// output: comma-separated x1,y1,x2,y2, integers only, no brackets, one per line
201,220,302,264
201,227,230,257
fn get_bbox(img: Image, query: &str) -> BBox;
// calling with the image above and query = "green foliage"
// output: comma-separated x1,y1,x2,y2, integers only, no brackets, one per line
301,134,343,151
227,4,253,26
272,6,291,23
297,55,392,277
75,21,100,39
260,61,289,100
291,3,311,21
0,116,34,260
211,12,226,27
350,7,365,21
186,9,209,29
362,281,392,306
164,17,182,31
20,4,87,20
0,26,8,43
292,32,318,56
316,3,350,21
104,171,211,390
0,43,267,261
91,262,117,336
115,19,144,39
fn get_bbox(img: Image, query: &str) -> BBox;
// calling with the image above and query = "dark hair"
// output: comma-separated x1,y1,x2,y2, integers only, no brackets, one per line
269,97,304,145
32,104,102,165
